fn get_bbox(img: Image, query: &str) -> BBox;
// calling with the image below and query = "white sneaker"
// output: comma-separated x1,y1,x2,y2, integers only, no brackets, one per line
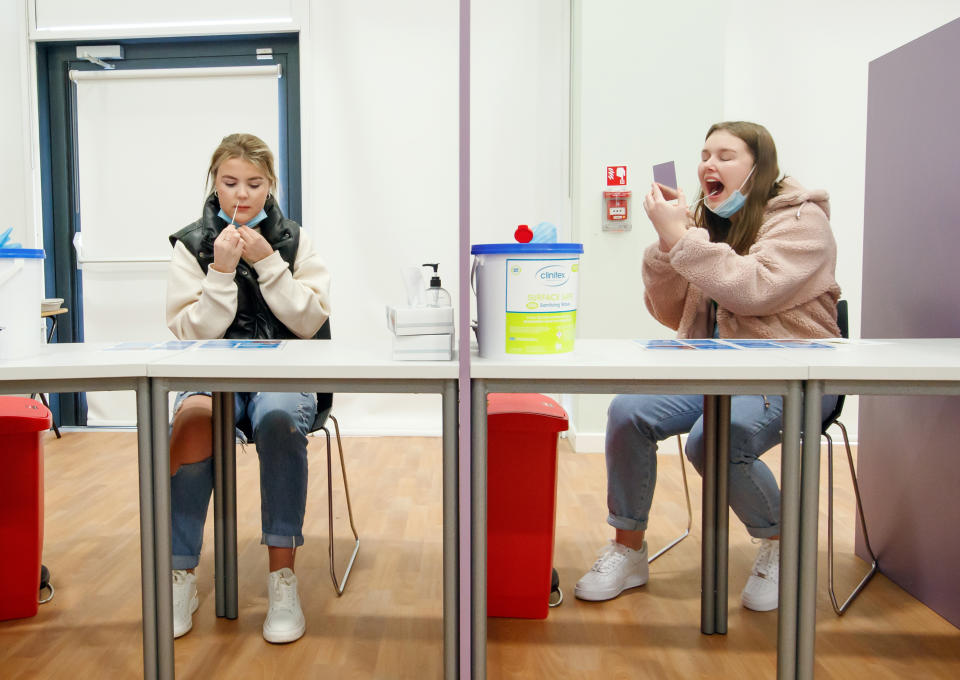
741,538,779,611
262,568,306,643
172,570,199,639
574,540,649,601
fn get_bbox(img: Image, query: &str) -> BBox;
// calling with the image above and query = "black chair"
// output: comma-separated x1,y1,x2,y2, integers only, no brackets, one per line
822,300,878,614
235,319,359,596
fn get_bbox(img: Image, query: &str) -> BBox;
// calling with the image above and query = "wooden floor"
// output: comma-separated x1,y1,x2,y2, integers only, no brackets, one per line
1,431,958,679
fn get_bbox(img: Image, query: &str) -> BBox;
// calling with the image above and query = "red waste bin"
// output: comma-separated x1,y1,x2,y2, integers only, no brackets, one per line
0,396,50,621
487,393,568,619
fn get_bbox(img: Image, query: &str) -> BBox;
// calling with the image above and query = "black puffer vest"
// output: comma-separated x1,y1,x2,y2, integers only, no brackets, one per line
170,194,332,424
170,194,324,341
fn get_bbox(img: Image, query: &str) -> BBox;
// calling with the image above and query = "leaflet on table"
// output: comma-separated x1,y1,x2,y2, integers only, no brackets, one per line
635,338,835,350
197,340,285,350
106,340,285,351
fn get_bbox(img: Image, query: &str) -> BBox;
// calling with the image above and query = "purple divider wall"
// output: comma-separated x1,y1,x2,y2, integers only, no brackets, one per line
859,16,960,628
458,0,472,674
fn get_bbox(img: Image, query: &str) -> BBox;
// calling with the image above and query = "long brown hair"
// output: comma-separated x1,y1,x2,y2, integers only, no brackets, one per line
692,121,783,255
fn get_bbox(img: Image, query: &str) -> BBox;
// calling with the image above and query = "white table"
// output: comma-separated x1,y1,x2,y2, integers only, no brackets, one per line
146,339,460,680
792,339,960,680
469,339,810,680
0,343,185,680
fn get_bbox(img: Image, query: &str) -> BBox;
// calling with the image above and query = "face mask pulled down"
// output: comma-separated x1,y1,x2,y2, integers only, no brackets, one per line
706,165,756,219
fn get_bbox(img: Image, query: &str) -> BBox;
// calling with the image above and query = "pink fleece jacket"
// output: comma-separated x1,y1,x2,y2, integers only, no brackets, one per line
642,177,841,339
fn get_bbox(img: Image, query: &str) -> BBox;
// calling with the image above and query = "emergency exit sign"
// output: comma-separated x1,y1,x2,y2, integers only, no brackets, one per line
607,165,627,186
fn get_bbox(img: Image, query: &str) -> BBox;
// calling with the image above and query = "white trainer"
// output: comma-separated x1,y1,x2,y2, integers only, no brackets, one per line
172,570,199,639
741,538,780,611
262,568,306,644
574,540,649,601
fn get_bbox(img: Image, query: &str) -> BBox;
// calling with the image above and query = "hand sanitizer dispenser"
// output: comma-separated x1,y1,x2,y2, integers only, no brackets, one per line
422,263,452,307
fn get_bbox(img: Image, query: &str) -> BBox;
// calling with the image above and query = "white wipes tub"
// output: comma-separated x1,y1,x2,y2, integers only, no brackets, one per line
0,248,45,360
470,242,583,358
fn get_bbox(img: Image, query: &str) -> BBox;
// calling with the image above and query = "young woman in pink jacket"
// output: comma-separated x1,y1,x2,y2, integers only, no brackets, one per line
575,121,841,612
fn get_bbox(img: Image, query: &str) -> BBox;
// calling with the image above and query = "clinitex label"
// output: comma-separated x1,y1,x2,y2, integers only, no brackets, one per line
504,258,579,354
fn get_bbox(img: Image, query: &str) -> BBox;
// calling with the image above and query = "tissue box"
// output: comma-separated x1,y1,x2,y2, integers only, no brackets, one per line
392,333,454,361
386,305,455,336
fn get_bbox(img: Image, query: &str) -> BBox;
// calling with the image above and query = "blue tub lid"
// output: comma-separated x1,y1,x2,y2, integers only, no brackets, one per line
0,248,44,259
470,243,583,255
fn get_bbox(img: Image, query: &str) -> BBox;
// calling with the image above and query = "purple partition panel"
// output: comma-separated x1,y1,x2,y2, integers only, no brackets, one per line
860,16,960,628
459,0,471,674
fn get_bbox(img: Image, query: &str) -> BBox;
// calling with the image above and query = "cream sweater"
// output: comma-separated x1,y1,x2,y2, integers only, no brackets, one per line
642,177,841,339
166,227,331,340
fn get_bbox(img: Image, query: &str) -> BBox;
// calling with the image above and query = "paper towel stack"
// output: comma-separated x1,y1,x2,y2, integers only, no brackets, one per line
386,305,455,360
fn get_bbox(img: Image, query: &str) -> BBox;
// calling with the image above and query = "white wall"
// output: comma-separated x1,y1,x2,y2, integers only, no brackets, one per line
0,0,37,250
5,0,569,434
569,0,960,451
569,0,725,451
304,0,567,434
719,0,960,448
10,0,958,438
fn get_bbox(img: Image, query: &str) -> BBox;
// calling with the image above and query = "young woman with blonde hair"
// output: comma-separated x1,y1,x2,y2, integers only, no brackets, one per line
166,133,330,643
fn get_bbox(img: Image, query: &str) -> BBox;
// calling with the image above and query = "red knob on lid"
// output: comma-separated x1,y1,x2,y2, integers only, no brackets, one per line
514,224,533,243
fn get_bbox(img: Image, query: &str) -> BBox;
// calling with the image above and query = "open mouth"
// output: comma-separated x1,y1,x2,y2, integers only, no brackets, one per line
704,178,724,197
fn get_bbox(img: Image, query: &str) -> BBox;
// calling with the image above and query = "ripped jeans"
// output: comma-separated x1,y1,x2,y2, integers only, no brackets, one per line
604,393,837,539
170,391,317,570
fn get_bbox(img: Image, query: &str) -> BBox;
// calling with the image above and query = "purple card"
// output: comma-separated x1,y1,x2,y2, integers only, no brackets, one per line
653,161,677,190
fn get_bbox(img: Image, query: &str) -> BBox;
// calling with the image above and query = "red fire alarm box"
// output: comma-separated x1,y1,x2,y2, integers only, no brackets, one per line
603,190,632,231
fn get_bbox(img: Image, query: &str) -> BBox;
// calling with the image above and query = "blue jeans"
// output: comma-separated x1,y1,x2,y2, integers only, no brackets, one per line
604,393,837,539
170,391,318,570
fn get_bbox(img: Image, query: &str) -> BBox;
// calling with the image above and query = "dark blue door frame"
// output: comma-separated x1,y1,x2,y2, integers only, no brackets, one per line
36,34,301,425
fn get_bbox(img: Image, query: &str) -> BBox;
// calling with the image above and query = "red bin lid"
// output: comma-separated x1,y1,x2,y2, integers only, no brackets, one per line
487,393,569,432
0,396,52,434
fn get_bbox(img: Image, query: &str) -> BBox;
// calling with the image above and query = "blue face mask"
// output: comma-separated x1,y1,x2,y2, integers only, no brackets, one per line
217,207,268,227
706,165,756,219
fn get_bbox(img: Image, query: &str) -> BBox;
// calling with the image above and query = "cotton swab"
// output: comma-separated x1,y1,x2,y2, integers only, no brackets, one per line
231,202,240,226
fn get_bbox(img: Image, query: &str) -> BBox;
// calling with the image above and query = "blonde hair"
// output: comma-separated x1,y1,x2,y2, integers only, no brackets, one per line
205,133,279,200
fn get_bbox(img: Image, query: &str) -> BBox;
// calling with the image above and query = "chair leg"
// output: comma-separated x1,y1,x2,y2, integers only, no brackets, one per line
649,434,694,563
826,420,879,615
36,392,61,439
325,415,360,596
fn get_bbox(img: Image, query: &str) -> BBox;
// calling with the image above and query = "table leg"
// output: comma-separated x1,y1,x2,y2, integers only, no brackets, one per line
777,381,803,680
701,395,717,634
715,395,731,634
221,393,238,620
212,393,226,618
797,380,824,679
136,378,158,680
151,378,176,679
471,379,487,680
442,379,459,680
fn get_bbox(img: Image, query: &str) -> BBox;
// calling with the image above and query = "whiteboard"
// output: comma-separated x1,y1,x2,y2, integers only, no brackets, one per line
74,65,280,262
73,64,281,425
